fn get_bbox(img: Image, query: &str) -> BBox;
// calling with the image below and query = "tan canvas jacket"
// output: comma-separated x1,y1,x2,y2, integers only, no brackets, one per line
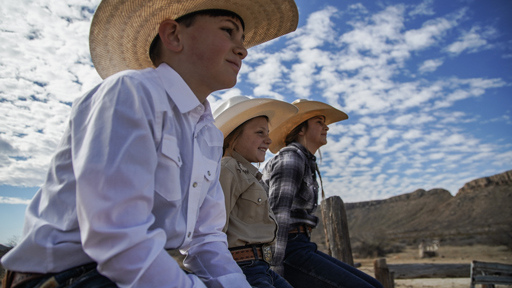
219,151,278,248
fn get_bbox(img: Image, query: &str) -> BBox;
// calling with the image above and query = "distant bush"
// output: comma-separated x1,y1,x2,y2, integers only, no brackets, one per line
351,230,405,258
489,228,512,251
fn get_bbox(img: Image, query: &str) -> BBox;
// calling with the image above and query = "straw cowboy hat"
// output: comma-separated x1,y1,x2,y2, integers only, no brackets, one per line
89,0,299,79
268,99,348,153
213,96,298,138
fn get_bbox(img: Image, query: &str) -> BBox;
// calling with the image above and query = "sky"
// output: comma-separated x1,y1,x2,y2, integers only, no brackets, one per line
0,0,511,245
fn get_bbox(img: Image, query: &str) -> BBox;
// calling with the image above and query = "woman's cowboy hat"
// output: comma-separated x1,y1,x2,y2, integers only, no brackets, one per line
89,0,299,79
213,96,298,138
268,99,348,153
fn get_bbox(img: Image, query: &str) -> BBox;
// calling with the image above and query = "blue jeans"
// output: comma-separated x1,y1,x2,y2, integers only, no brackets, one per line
239,260,293,288
13,263,116,288
283,233,383,288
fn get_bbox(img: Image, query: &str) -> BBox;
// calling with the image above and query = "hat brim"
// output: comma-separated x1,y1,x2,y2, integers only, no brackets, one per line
90,0,299,79
269,101,348,153
215,98,298,138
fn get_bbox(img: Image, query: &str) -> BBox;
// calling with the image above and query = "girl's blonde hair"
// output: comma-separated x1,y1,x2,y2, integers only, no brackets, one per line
223,116,268,156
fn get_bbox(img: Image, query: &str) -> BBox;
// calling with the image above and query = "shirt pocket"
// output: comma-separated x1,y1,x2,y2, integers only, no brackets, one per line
236,184,268,224
155,134,183,201
195,157,218,207
297,177,316,203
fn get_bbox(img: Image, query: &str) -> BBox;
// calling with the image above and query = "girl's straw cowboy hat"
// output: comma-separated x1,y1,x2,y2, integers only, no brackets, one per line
213,96,298,138
268,99,348,153
89,0,299,79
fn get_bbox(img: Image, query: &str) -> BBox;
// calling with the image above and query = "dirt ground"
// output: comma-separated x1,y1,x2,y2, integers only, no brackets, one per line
354,244,512,288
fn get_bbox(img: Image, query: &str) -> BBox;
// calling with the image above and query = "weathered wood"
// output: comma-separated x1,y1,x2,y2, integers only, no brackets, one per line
387,263,470,279
374,258,394,288
375,258,471,287
472,260,512,275
321,196,354,266
473,275,512,284
471,260,512,288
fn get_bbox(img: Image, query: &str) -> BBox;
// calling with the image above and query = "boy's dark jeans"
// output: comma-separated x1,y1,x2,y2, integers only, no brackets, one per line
239,260,293,288
3,263,117,288
283,233,384,288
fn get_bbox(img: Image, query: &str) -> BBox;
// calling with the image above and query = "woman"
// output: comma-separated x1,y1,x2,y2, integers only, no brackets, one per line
213,96,298,288
262,99,383,288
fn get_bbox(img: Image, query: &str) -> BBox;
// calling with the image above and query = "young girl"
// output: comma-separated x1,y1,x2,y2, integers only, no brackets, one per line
213,96,298,288
262,99,383,288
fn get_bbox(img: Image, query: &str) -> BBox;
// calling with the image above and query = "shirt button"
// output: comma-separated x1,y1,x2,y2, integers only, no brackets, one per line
188,232,192,237
192,182,198,188
258,198,262,202
207,171,211,176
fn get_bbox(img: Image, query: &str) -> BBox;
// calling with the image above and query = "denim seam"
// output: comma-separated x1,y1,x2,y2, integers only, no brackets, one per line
283,262,339,287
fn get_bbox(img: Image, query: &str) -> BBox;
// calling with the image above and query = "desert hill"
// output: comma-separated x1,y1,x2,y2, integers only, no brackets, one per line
313,169,512,256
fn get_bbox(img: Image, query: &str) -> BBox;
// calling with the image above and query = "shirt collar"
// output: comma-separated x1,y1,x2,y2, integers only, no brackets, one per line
290,142,316,162
231,151,260,177
155,63,201,114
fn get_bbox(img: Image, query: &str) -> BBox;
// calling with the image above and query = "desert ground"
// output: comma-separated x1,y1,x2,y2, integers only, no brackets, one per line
354,244,512,288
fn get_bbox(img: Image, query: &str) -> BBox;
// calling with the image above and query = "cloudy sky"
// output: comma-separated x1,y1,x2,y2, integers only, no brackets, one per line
1,0,511,244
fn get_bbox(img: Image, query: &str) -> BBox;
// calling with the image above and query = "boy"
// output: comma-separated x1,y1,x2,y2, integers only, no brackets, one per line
1,0,298,287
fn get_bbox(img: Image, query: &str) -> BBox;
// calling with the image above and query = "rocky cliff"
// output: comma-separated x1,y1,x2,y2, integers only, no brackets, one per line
313,169,512,254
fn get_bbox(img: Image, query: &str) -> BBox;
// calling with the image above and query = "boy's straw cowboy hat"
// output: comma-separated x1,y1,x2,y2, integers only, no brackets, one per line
268,99,348,153
89,0,299,79
213,96,298,139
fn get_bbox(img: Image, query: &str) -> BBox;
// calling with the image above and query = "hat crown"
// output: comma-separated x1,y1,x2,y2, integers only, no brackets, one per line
213,96,298,139
291,99,309,105
213,96,251,119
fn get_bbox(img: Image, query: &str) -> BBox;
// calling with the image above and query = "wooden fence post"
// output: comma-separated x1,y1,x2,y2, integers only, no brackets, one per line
321,196,354,266
374,258,394,288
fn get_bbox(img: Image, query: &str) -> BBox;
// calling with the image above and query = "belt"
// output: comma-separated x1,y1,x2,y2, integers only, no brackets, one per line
289,225,313,237
3,270,46,288
230,244,272,264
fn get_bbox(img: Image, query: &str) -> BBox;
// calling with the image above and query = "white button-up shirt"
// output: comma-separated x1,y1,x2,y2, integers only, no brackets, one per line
1,64,250,288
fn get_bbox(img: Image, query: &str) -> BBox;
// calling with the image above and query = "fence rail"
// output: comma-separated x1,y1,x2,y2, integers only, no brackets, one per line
373,257,470,287
470,260,512,288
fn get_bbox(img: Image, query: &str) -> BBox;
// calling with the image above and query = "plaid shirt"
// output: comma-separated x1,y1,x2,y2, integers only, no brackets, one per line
261,142,319,275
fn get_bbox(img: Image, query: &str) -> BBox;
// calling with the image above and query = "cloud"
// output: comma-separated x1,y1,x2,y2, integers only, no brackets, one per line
0,196,31,205
0,0,101,186
418,58,444,73
446,26,497,55
408,0,435,17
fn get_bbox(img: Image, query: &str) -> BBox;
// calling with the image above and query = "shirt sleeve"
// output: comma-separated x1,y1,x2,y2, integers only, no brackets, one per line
266,150,305,275
71,75,200,288
182,157,251,288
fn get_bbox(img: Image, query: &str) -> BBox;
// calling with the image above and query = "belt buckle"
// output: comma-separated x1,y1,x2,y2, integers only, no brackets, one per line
304,225,311,238
261,244,272,264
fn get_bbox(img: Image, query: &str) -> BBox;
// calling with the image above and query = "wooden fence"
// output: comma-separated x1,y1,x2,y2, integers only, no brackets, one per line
321,196,512,288
373,257,470,288
321,195,354,266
